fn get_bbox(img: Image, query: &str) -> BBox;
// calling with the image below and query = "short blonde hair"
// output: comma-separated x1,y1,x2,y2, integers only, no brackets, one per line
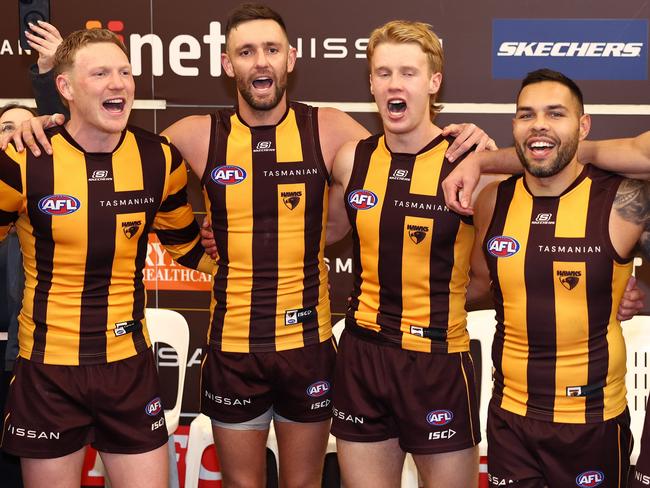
367,21,444,119
54,29,128,77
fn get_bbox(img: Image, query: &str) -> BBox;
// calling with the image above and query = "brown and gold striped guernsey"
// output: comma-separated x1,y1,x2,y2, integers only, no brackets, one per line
344,134,474,353
0,125,208,366
202,102,331,353
484,165,631,424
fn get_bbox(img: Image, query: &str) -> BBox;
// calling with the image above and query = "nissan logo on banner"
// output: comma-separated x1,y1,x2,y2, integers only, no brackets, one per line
492,19,648,80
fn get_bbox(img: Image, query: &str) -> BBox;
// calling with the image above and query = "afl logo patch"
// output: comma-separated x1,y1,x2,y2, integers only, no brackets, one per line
145,397,163,416
38,195,81,215
211,165,247,185
306,381,330,398
575,471,604,487
426,409,453,426
487,236,520,257
348,189,378,210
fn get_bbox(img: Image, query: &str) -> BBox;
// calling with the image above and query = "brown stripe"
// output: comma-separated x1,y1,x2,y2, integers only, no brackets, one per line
131,133,168,352
249,128,279,347
158,188,188,213
79,152,116,363
524,198,559,416
485,178,517,400
584,192,610,420
25,151,55,362
376,152,408,343
0,153,22,193
156,221,200,245
297,105,325,346
207,112,230,345
346,137,378,316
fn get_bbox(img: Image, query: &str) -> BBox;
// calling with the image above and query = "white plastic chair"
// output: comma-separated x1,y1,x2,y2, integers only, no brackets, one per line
92,308,190,485
466,309,497,458
622,315,650,465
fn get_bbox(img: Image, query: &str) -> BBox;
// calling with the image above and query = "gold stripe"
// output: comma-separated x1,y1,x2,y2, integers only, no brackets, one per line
552,261,588,421
276,108,303,163
221,114,254,352
275,182,307,347
448,221,473,353
497,179,532,416
43,135,89,365
400,215,433,352
409,140,447,196
354,137,391,332
460,352,477,443
555,179,591,238
113,132,144,191
603,261,632,420
317,185,332,343
106,211,148,362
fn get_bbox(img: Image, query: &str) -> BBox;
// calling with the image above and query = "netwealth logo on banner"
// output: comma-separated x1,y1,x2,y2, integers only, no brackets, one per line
144,234,212,291
492,19,648,80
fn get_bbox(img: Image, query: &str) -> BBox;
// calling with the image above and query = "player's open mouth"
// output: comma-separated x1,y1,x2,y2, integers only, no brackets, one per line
103,98,126,113
252,77,273,90
527,137,556,158
388,99,407,114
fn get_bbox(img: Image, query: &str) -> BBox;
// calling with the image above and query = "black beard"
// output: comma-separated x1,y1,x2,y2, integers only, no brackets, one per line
515,133,579,178
237,74,287,112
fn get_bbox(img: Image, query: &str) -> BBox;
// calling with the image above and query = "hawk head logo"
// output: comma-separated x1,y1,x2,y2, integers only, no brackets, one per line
122,221,142,239
409,230,427,244
281,191,302,210
560,276,580,290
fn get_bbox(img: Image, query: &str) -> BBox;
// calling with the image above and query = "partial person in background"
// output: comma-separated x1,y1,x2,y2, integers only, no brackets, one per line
25,21,69,118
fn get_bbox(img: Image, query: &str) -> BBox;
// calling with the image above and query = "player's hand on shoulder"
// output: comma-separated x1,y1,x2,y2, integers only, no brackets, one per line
0,114,64,156
442,123,497,162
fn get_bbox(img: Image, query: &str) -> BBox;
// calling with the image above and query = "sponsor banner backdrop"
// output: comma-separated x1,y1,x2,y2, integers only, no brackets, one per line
492,19,648,80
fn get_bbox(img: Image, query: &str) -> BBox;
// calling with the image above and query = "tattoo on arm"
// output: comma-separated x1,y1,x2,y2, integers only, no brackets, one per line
614,178,650,258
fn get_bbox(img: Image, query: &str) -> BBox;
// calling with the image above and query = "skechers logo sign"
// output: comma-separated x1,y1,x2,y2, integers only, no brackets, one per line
145,397,162,416
306,381,330,398
38,195,81,215
211,165,247,185
254,141,274,152
576,471,604,487
492,19,648,80
348,189,378,210
426,410,453,426
89,169,112,182
487,236,520,257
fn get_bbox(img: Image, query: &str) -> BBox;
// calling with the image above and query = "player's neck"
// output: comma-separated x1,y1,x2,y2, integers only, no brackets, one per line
238,94,288,127
524,158,582,197
384,120,441,154
64,119,122,153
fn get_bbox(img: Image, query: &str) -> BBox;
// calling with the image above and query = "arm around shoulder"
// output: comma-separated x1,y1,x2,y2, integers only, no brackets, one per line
317,107,370,172
162,115,212,180
579,132,650,179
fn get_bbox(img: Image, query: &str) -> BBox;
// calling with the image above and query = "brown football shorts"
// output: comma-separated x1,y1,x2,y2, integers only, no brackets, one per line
487,399,632,488
200,338,336,424
1,349,168,458
331,329,480,455
631,399,650,487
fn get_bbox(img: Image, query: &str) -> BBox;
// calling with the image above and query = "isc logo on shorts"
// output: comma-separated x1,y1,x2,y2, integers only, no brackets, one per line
576,471,604,487
38,195,81,215
306,381,330,398
426,409,453,426
211,165,247,185
348,189,378,210
145,397,163,416
487,236,520,257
